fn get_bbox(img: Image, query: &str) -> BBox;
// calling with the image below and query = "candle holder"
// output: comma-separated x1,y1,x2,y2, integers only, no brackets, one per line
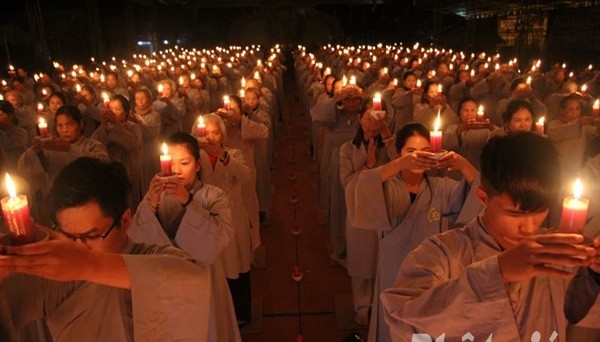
427,150,448,160
291,224,301,236
0,228,49,246
155,172,178,182
291,266,303,282
369,110,386,120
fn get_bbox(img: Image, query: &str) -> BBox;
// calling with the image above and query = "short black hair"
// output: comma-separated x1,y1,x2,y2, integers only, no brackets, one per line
167,131,200,161
47,157,131,224
502,99,533,124
480,132,560,212
56,105,83,123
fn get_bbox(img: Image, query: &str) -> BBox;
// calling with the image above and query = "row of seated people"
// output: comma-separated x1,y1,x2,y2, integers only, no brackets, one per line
0,45,286,342
297,44,600,342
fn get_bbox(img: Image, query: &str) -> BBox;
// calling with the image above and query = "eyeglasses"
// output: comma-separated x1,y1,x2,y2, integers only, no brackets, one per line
53,218,118,243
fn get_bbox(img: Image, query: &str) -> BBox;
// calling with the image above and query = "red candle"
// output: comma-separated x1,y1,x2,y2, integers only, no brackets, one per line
38,117,49,137
1,173,34,245
559,178,589,234
416,79,422,89
477,105,485,121
159,143,172,176
373,93,382,111
223,95,230,110
102,92,110,109
197,115,206,137
157,84,164,98
535,116,545,135
430,111,442,153
37,102,44,115
593,99,599,118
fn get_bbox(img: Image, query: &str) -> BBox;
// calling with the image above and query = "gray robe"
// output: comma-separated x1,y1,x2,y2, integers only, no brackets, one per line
382,217,600,342
129,181,241,342
347,168,482,342
0,240,212,342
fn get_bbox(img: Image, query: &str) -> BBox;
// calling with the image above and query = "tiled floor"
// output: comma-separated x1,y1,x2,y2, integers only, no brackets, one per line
242,74,368,342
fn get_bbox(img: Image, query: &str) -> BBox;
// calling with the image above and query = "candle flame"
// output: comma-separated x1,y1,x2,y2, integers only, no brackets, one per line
157,84,163,93
594,99,599,109
4,173,16,199
538,116,545,125
477,105,484,114
38,117,47,126
197,115,205,127
37,103,44,111
434,110,441,132
581,84,587,92
374,93,381,102
223,95,230,104
573,178,583,200
161,142,169,156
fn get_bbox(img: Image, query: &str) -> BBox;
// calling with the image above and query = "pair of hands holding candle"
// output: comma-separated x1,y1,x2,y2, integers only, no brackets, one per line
148,174,189,210
32,136,71,152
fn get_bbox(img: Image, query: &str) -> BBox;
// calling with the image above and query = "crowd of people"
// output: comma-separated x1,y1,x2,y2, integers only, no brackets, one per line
0,44,285,342
0,41,598,342
298,43,600,341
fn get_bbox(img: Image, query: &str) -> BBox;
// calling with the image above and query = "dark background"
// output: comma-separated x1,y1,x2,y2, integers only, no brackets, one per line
1,0,599,72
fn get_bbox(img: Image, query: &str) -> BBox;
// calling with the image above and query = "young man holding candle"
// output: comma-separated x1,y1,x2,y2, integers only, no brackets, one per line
0,157,212,342
380,132,600,342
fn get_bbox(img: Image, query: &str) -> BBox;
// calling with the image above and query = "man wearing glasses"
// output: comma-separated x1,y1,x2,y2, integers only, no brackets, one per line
0,157,212,341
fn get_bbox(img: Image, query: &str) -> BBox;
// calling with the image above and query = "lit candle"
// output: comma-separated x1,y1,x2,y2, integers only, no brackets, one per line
102,92,110,109
373,93,382,111
37,102,44,115
581,84,588,94
159,143,172,176
38,117,49,137
157,83,164,98
178,76,184,86
416,79,422,89
526,76,532,87
41,88,47,96
430,111,442,153
223,95,231,110
559,178,589,234
436,84,443,95
477,105,485,121
342,75,348,87
241,77,246,88
535,116,545,135
349,75,356,86
593,99,600,118
75,83,81,93
239,89,245,99
197,115,206,137
1,173,34,245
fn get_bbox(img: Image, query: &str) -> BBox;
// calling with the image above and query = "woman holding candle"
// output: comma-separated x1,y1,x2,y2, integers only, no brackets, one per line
178,73,203,133
443,98,496,170
92,95,143,208
412,80,457,132
196,115,254,327
495,77,548,126
490,99,536,138
216,95,267,249
17,105,109,202
129,132,241,342
388,71,422,134
345,122,481,342
339,98,397,326
152,79,185,137
44,91,67,137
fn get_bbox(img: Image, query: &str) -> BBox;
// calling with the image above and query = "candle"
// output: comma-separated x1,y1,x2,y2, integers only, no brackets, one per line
559,178,589,234
526,76,532,87
1,173,34,245
197,115,206,137
241,77,246,88
436,84,442,95
159,143,172,176
157,83,164,98
349,75,356,86
239,89,245,99
430,111,442,153
38,117,49,137
477,105,485,121
581,84,588,93
42,88,47,96
223,95,230,110
535,116,545,135
373,93,382,111
102,92,110,109
75,83,81,93
593,99,600,118
37,102,44,114
342,75,348,87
